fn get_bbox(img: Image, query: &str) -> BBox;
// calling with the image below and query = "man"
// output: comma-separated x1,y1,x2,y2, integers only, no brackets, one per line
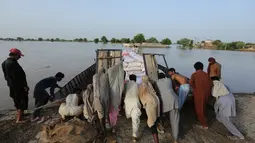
32,72,64,121
168,68,190,109
156,73,179,143
59,88,83,120
2,48,29,123
212,80,244,140
123,74,141,142
190,62,213,129
207,57,222,81
139,75,160,143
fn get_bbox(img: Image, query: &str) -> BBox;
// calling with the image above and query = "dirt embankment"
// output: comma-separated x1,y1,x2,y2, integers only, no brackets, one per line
0,94,254,143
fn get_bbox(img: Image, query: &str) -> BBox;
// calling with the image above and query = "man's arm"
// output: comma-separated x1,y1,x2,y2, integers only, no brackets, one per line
217,64,221,78
2,62,7,80
56,84,61,89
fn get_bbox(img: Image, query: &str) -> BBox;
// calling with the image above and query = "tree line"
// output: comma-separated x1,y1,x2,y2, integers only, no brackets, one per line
1,35,253,50
211,40,254,50
0,34,172,45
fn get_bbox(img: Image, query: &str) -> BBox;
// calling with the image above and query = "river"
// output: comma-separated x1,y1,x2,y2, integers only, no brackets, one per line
0,41,255,110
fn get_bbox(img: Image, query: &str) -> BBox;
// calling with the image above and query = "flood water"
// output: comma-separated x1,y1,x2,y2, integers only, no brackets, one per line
0,41,255,110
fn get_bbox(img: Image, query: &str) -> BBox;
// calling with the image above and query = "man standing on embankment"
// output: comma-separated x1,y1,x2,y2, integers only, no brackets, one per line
1,48,29,123
207,57,222,81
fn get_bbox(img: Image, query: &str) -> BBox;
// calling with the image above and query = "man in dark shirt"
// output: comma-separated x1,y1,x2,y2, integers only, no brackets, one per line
1,48,29,123
32,72,64,120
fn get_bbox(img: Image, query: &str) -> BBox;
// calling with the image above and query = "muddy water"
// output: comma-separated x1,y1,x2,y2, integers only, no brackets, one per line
0,41,255,110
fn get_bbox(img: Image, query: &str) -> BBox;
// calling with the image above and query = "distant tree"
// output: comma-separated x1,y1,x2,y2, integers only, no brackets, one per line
38,37,43,41
177,38,193,47
55,38,60,42
161,38,172,45
246,43,255,45
130,39,135,43
101,36,108,44
146,37,158,43
190,40,194,46
94,38,99,43
212,40,222,47
45,39,50,41
51,38,54,42
116,39,121,43
111,38,116,43
83,38,88,42
133,33,145,43
17,37,24,41
121,38,131,43
235,41,245,49
0,37,3,40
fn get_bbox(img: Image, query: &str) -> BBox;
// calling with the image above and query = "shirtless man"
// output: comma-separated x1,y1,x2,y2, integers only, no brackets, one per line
168,68,190,109
207,57,222,81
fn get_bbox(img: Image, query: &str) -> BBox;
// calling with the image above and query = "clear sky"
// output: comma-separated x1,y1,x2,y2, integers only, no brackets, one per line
1,0,254,42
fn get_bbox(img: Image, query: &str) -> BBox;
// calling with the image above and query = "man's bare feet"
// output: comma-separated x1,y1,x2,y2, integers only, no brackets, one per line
31,117,40,122
16,120,27,123
194,124,208,130
132,137,138,142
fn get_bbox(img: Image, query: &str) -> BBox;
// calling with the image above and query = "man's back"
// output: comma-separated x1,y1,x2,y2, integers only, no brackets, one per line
35,76,56,90
124,81,140,105
172,73,188,85
156,78,178,112
2,58,27,87
209,62,221,78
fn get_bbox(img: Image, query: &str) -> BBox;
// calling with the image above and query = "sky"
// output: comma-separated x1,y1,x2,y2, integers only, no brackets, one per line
1,0,255,42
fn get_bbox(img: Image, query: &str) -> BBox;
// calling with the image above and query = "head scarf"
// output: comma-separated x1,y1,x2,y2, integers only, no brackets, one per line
208,57,216,63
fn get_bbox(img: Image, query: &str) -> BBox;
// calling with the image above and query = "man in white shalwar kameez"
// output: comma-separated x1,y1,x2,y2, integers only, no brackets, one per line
123,74,141,142
156,73,179,143
212,80,244,140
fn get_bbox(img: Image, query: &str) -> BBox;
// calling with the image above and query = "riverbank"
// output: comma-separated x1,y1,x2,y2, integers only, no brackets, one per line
0,93,254,143
188,46,255,53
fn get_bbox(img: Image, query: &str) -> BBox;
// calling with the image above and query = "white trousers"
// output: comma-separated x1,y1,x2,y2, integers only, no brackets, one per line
129,108,141,138
216,115,244,138
169,109,180,141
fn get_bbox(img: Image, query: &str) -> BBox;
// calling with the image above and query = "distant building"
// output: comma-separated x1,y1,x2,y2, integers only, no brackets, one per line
201,40,214,48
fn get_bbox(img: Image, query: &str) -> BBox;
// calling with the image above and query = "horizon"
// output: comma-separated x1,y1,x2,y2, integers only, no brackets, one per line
1,0,255,43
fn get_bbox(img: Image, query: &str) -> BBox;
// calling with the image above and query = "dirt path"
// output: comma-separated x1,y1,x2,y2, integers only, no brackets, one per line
114,94,255,143
0,94,254,143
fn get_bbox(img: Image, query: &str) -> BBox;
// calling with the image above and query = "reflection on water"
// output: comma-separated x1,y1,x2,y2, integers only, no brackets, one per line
0,41,255,110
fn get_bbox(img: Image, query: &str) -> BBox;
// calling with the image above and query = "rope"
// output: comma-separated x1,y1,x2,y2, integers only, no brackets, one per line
25,98,65,113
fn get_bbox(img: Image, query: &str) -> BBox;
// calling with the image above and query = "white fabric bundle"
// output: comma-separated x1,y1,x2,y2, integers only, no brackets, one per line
127,62,143,67
212,80,230,98
83,84,96,123
123,56,136,63
59,94,83,119
93,69,110,119
107,62,125,110
124,67,143,72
